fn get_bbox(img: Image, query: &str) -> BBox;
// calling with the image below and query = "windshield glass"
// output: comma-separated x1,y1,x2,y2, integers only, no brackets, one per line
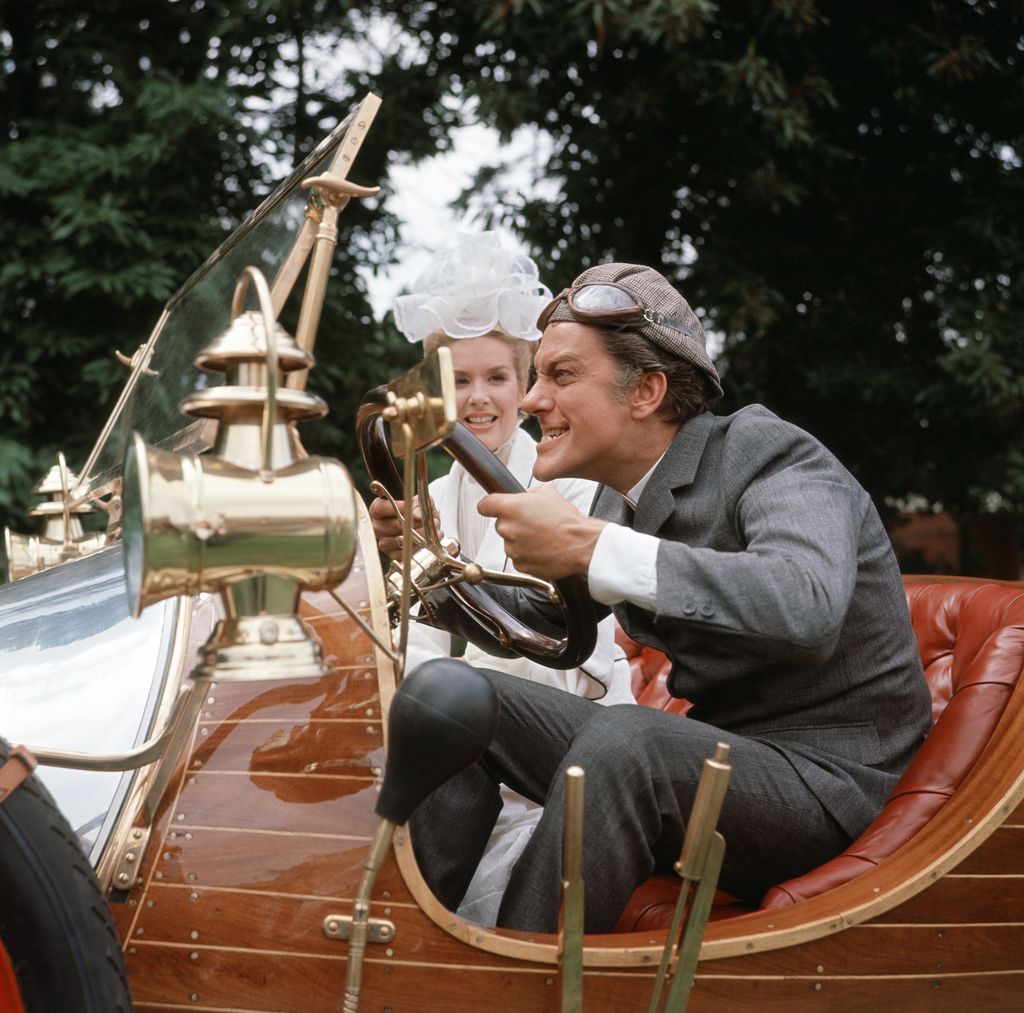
77,94,378,498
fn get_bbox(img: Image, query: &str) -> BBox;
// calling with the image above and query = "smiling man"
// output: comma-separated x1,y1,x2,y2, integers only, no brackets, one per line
371,261,931,933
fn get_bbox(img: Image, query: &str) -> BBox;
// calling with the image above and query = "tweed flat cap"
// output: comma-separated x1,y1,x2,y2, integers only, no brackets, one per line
544,262,723,399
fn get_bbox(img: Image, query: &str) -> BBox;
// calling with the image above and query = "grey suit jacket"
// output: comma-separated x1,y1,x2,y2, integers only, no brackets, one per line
595,406,931,837
432,405,932,839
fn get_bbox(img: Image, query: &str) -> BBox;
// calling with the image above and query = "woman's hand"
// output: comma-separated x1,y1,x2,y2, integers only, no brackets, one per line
368,494,439,558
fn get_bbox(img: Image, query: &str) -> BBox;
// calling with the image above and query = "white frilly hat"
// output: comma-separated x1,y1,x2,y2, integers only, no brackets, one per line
392,232,552,343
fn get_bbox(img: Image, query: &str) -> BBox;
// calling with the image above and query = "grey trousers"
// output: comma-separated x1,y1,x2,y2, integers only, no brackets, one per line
409,669,851,933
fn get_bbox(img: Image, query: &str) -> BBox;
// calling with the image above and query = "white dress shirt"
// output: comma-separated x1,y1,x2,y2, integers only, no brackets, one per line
587,458,664,612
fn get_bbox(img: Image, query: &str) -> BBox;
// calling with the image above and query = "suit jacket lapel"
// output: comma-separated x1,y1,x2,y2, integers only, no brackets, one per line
634,411,715,533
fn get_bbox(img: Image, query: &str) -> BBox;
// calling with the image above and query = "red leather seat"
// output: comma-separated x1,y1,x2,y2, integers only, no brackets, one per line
613,577,1024,932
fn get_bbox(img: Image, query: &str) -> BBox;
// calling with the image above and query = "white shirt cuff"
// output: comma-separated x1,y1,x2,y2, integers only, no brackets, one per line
588,523,659,610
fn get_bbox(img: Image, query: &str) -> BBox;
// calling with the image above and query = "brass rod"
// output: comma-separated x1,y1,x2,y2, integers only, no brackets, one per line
664,832,726,1012
647,743,731,1013
286,92,382,392
394,422,417,675
675,742,731,880
342,818,396,1013
645,881,693,1013
28,685,197,774
559,765,585,1013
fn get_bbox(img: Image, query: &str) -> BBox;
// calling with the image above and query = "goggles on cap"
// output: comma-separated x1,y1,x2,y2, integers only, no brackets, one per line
537,282,703,345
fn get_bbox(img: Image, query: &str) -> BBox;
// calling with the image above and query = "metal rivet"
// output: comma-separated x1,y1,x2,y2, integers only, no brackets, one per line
816,965,824,973
190,930,199,940
190,952,199,961
814,983,822,991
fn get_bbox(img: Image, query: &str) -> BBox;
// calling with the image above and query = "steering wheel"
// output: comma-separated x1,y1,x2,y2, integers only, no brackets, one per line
356,385,598,670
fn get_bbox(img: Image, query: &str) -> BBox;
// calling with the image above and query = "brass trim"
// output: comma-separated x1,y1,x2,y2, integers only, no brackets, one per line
94,594,209,891
109,826,151,891
322,915,396,945
74,93,381,500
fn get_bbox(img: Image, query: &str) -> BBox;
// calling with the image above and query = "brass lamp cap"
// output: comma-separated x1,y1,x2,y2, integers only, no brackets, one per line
195,310,313,374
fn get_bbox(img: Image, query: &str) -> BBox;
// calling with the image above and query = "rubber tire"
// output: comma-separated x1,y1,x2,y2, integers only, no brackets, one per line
0,737,132,1012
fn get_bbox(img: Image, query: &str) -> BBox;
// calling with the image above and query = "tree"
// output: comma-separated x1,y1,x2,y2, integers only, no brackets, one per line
3,1,1022,572
355,0,1024,552
0,0,420,542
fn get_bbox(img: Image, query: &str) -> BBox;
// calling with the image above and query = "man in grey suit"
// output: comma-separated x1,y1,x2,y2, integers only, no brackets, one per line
370,262,932,933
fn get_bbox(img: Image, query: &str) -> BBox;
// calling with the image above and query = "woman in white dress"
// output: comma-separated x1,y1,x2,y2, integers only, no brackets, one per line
392,232,634,925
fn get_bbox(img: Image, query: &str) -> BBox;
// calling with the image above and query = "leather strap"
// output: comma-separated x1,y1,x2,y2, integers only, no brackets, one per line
0,746,38,805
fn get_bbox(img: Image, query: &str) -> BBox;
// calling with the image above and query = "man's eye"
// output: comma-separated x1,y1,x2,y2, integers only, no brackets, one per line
555,370,574,382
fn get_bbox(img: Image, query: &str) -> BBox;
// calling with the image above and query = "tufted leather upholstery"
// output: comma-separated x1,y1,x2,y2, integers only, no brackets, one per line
613,578,1024,932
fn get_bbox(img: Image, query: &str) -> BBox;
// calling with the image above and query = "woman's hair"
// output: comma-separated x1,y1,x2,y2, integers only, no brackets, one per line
423,330,535,391
595,328,711,424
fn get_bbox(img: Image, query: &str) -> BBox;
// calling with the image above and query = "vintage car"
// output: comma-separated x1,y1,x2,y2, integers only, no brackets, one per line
1,95,1022,1013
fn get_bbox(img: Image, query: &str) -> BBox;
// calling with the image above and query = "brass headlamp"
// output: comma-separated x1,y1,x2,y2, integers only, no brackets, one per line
121,266,357,682
4,453,107,582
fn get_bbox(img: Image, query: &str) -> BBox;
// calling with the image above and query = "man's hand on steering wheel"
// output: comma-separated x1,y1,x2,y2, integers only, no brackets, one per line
478,485,609,581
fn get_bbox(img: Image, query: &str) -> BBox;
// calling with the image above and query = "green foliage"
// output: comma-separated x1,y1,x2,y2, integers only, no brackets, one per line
1,0,1022,563
0,0,419,538
353,0,1024,529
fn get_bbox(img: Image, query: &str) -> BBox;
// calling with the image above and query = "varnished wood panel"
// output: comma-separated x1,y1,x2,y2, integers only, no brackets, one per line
201,668,381,724
684,973,1024,1013
189,717,382,776
116,546,1024,1012
703,924,1024,976
172,770,379,836
127,944,1024,1013
148,828,379,897
873,874,1024,923
956,826,1024,875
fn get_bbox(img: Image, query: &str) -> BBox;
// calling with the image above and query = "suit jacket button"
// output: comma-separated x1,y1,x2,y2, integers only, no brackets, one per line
700,603,715,617
683,602,696,615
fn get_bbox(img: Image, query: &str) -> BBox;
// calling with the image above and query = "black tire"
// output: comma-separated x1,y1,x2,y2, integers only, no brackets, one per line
0,737,132,1012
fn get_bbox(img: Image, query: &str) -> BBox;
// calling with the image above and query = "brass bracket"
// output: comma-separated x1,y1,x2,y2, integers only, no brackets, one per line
111,826,150,890
385,347,456,458
322,914,396,945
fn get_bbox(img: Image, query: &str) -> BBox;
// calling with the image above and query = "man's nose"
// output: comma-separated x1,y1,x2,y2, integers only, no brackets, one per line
520,382,547,415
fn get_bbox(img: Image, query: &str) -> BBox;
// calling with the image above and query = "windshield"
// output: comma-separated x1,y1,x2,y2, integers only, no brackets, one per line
76,93,380,500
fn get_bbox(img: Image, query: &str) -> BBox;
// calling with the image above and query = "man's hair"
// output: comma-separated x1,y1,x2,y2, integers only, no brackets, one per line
595,328,711,424
423,329,534,390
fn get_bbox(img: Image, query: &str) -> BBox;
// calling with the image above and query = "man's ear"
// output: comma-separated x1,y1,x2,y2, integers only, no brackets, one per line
628,371,668,419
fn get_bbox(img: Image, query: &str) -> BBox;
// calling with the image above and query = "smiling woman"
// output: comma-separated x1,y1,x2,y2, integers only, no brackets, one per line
385,231,635,925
